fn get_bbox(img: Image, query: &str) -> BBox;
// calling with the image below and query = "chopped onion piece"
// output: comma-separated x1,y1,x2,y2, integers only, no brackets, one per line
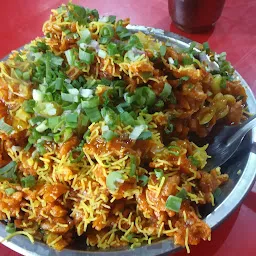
80,88,93,98
168,57,174,65
129,125,147,140
36,120,48,133
32,89,44,102
98,49,107,59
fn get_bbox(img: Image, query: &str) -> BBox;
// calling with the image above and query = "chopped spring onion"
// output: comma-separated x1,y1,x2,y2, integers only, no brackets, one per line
106,171,124,191
213,187,222,199
81,96,100,108
79,48,95,64
79,28,91,44
29,116,45,126
120,112,135,126
138,175,148,187
101,107,117,128
107,43,119,56
5,188,16,196
66,113,78,123
203,42,210,52
155,100,164,108
21,175,36,188
129,155,136,176
137,130,152,140
61,92,79,103
165,116,174,134
47,116,61,130
32,89,44,102
65,49,76,66
160,83,172,100
0,161,17,181
6,223,16,234
116,25,131,40
135,87,156,106
180,76,190,82
188,156,200,167
176,188,187,199
35,120,48,133
0,118,14,135
98,49,107,59
84,107,102,123
102,130,118,141
160,45,166,57
168,145,180,156
154,169,164,180
68,88,79,95
99,25,114,44
116,102,130,113
182,56,194,66
165,195,182,212
23,100,35,113
129,125,147,140
23,71,30,81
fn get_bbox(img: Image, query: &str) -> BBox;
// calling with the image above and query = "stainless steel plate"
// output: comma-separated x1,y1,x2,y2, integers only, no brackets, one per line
1,25,256,256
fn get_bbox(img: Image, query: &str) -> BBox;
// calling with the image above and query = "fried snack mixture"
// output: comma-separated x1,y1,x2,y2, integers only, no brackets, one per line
0,2,247,253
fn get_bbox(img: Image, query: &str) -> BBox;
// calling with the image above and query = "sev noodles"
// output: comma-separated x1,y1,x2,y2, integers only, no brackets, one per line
0,2,248,253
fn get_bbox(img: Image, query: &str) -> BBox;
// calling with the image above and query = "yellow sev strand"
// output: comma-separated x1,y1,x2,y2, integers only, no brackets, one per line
185,228,190,253
1,231,34,244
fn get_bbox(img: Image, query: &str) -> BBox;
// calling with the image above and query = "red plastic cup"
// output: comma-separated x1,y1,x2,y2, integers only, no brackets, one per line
168,0,226,33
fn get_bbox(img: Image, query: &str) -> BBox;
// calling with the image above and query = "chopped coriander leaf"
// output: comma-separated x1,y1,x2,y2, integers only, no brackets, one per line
21,175,36,188
6,223,16,234
154,169,164,180
165,195,182,212
156,100,164,108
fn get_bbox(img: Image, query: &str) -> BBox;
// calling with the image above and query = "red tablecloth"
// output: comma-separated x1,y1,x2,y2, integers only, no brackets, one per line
0,0,256,255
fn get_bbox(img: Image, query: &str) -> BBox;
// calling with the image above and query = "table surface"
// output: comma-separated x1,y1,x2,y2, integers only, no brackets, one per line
0,0,256,255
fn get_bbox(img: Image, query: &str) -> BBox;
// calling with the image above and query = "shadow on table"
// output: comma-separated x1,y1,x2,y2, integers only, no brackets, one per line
171,206,241,256
243,191,256,213
169,22,214,43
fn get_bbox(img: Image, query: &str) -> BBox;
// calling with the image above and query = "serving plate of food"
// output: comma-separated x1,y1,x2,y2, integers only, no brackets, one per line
0,3,255,256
